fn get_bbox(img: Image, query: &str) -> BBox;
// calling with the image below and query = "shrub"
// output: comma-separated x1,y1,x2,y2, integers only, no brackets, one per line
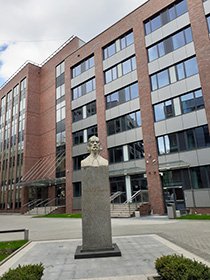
155,255,210,280
0,263,44,280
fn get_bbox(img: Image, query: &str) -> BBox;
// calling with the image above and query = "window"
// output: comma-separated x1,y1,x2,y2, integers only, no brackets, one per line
106,82,138,109
103,30,134,60
72,78,95,100
87,125,97,139
150,57,198,91
147,26,193,62
73,182,82,197
73,154,88,170
144,0,188,35
72,107,83,122
86,101,96,117
176,57,198,81
154,89,204,122
71,55,95,78
107,111,141,136
104,56,136,84
157,125,210,155
73,130,84,145
108,146,124,164
128,141,144,160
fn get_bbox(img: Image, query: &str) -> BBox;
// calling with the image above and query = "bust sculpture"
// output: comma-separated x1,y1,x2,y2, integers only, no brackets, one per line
81,135,108,167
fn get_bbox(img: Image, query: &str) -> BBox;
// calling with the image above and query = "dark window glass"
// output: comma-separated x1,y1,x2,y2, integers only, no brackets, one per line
178,132,186,151
108,146,123,164
158,41,165,57
164,100,174,118
128,141,144,160
73,182,81,197
180,92,195,113
72,107,83,122
186,129,196,149
107,120,115,135
73,130,83,145
203,125,210,146
73,154,88,170
86,101,96,117
87,125,97,139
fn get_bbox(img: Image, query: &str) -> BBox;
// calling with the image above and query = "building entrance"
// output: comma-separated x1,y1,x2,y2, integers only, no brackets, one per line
163,186,185,211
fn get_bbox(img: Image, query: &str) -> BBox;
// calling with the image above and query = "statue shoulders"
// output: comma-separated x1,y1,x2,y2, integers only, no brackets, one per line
81,154,108,167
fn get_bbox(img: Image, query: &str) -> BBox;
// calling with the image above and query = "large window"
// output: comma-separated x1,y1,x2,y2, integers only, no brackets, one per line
108,146,124,164
157,125,210,155
73,154,88,170
72,78,96,100
128,141,144,160
153,88,204,122
103,31,134,60
107,111,141,136
71,55,94,78
144,0,188,35
150,56,199,91
73,125,97,146
104,56,136,84
147,26,193,62
72,101,96,122
106,83,138,109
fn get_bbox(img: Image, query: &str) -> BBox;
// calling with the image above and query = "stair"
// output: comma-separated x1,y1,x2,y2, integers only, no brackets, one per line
25,206,58,215
110,203,138,218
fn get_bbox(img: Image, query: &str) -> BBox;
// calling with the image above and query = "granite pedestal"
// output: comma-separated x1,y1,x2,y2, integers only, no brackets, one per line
75,165,121,259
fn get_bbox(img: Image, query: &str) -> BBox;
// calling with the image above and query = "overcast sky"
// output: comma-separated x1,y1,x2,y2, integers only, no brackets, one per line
0,0,148,87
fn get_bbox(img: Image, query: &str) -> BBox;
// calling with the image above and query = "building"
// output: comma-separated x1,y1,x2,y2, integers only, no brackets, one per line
0,0,210,215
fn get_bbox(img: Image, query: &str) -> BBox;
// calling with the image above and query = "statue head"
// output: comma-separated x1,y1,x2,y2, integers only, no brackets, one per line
87,135,102,154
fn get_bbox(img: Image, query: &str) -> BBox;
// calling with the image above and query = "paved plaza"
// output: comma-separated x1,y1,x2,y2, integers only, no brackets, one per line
0,215,210,279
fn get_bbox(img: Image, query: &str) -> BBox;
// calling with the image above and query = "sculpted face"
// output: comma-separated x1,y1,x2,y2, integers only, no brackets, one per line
88,136,100,154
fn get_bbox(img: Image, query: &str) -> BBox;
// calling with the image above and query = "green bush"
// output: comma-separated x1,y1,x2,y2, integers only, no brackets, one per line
155,255,210,280
0,263,44,280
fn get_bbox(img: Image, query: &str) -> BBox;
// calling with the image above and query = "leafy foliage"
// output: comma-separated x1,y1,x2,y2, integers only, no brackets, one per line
0,263,44,280
155,255,210,280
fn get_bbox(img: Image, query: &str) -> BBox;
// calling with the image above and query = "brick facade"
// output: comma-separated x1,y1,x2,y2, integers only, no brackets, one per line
0,0,210,214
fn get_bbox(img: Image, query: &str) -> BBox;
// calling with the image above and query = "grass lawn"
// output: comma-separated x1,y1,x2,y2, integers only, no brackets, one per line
33,213,82,218
177,214,210,220
0,240,28,262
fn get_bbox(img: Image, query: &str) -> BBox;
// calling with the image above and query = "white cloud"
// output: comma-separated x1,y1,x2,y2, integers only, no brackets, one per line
0,0,147,85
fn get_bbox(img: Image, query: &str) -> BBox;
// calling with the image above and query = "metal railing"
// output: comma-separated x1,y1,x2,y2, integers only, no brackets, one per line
110,191,123,202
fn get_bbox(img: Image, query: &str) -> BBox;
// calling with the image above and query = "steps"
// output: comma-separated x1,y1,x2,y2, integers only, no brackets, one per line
25,206,58,215
110,203,138,218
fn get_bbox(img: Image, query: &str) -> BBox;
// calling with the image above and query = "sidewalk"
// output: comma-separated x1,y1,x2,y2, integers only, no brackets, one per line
1,234,210,280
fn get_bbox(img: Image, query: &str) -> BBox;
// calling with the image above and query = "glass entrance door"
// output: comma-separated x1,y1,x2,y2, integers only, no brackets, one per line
163,186,185,211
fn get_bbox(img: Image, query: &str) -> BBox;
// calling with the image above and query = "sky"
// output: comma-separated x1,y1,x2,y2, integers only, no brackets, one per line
0,0,148,87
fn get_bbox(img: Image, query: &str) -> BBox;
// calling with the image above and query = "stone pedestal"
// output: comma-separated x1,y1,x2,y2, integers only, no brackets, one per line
74,165,121,259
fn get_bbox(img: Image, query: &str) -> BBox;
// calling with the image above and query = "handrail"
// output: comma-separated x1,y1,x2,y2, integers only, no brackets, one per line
22,198,42,209
110,191,123,202
124,190,142,204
